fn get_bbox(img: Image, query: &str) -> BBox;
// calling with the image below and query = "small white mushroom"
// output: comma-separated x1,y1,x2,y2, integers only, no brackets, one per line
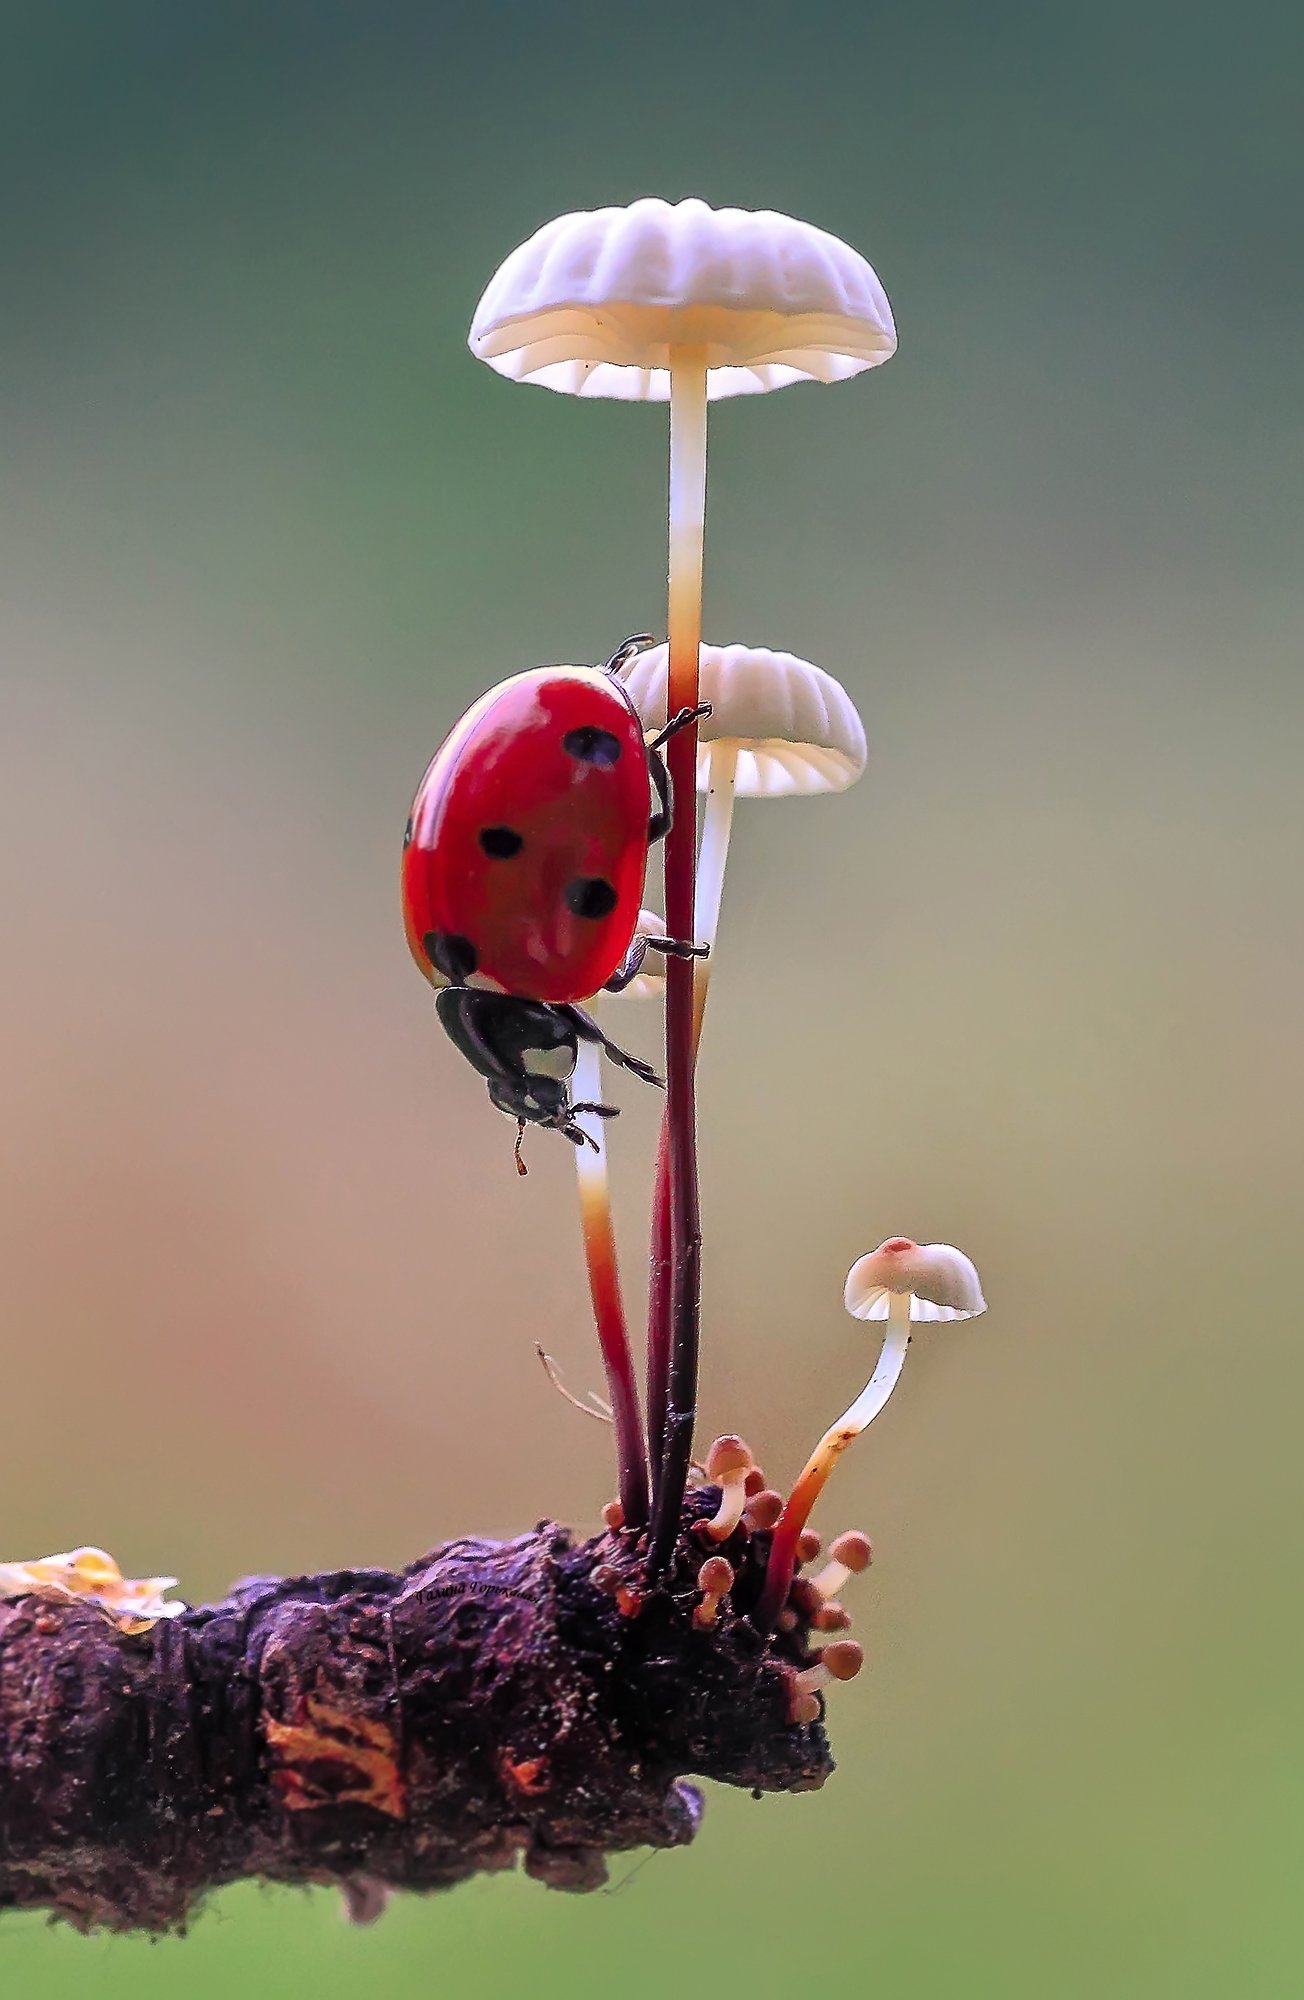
620,642,867,1040
756,1241,984,1627
832,1236,986,1442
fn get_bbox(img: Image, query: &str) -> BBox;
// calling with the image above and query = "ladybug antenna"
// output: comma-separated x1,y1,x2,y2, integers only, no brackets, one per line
603,634,656,677
513,1122,529,1176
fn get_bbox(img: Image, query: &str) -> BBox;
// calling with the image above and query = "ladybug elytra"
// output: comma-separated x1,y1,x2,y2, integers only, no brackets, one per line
402,636,707,1152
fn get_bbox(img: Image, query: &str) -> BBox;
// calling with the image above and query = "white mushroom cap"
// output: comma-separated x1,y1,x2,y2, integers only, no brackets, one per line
844,1239,986,1322
469,198,896,403
620,642,866,798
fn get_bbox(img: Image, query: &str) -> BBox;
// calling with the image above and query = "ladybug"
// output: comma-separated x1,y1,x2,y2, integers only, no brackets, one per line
402,636,707,1152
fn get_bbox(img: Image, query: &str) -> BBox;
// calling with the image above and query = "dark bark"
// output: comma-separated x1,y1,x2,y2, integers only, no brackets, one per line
0,1491,832,1934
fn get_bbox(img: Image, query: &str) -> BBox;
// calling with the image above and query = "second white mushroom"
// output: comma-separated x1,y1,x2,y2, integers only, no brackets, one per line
620,641,867,1045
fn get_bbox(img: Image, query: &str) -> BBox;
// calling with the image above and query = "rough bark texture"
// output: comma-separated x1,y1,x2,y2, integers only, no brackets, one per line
0,1490,832,1934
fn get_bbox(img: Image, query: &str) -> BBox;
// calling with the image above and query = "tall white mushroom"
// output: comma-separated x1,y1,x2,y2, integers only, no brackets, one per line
619,641,867,1041
470,197,896,1561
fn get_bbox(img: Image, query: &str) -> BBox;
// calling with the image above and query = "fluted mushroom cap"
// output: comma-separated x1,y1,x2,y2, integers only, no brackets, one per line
620,642,866,798
844,1239,987,1323
469,198,896,402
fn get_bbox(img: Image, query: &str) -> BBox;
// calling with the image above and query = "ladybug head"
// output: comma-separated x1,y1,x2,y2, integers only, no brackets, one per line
486,1075,618,1150
487,1072,568,1129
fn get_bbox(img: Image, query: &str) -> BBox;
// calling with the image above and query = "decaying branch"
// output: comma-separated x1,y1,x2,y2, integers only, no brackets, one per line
0,1490,833,1935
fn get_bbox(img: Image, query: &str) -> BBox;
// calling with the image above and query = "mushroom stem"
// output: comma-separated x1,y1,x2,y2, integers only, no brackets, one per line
648,347,709,1569
645,1120,672,1471
572,1041,649,1530
755,1294,913,1630
693,741,738,1044
643,741,734,1467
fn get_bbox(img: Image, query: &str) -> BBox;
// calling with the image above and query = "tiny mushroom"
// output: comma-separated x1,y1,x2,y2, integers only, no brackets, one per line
756,1241,985,1628
620,642,867,1041
812,1529,874,1601
693,1554,735,1628
744,1486,785,1532
790,1637,865,1722
702,1434,754,1542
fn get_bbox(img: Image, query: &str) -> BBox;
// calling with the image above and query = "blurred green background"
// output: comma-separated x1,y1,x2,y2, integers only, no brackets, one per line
2,1,1301,1993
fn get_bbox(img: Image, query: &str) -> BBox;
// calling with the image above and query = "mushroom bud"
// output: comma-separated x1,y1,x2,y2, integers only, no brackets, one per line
812,1530,874,1600
702,1434,753,1542
744,1487,785,1532
693,1555,735,1628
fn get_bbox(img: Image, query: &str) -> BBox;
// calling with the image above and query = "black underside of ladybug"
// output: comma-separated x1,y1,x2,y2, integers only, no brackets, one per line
435,986,661,1151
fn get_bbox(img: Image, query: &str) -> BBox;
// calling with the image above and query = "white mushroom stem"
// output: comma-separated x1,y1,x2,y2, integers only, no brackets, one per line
827,1288,914,1438
756,1293,913,1628
667,346,708,728
693,740,738,1045
572,1041,649,1529
704,1465,749,1542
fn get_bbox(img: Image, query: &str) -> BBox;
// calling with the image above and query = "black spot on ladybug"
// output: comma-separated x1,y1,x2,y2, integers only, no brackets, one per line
562,726,623,768
565,877,619,921
425,932,478,981
478,825,524,859
403,817,414,849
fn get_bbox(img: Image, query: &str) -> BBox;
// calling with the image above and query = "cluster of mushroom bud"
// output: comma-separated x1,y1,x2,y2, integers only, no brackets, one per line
469,197,986,1720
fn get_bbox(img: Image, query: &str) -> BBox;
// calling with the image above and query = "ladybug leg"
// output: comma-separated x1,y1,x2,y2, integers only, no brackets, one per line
605,934,708,992
604,934,649,993
560,1004,663,1089
549,1104,618,1151
643,934,709,959
602,634,656,676
646,707,713,844
649,702,712,751
648,751,673,845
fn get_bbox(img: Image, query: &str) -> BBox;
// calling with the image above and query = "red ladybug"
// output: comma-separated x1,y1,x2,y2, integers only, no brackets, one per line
402,636,706,1151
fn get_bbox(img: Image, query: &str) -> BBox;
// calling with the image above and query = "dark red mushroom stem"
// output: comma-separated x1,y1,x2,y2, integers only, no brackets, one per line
647,349,708,1573
645,1114,673,1468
